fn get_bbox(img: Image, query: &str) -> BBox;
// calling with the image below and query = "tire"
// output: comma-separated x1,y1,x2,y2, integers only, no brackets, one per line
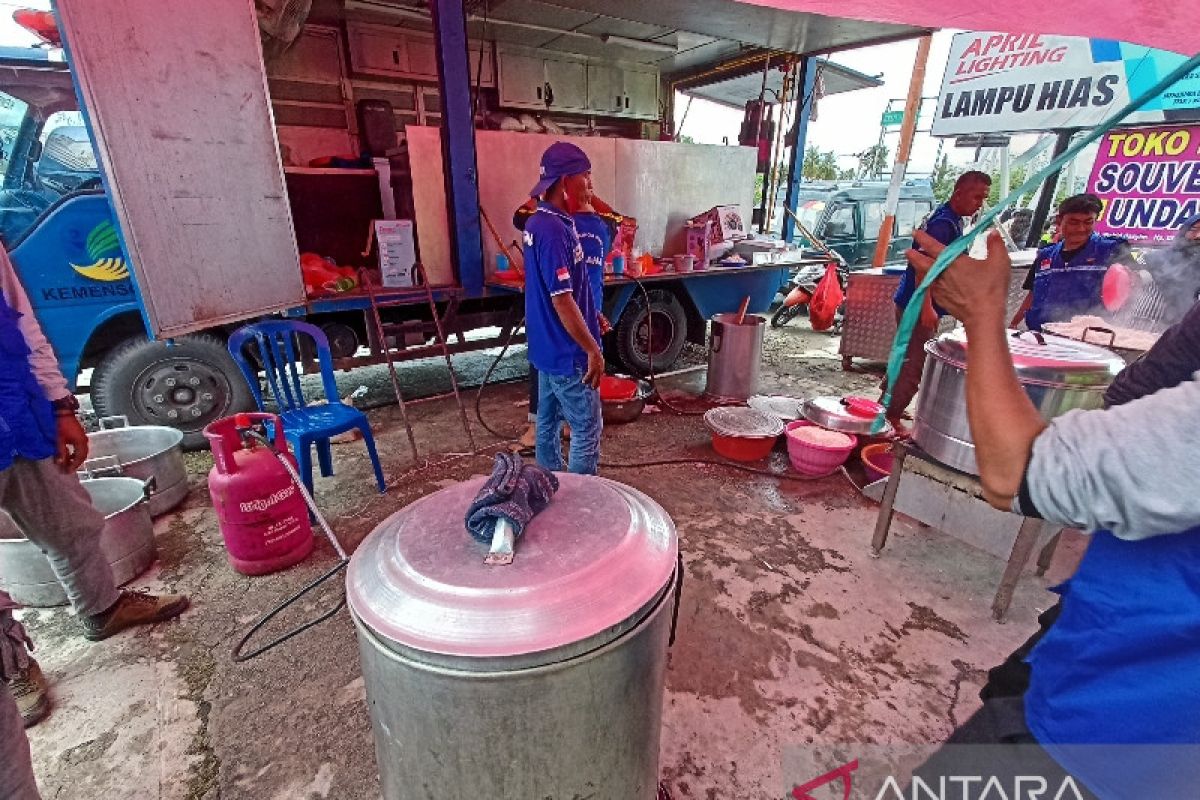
91,334,256,450
770,303,805,328
614,289,689,376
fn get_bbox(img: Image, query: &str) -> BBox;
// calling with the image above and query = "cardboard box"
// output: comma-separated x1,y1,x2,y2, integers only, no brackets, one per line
689,205,746,246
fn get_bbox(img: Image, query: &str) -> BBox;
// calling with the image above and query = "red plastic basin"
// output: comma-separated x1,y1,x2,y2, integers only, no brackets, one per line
711,431,777,462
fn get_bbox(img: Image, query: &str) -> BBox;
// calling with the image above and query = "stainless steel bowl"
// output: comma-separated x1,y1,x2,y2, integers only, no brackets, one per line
601,379,652,425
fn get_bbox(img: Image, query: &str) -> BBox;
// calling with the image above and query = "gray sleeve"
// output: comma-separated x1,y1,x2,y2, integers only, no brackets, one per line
1020,372,1200,540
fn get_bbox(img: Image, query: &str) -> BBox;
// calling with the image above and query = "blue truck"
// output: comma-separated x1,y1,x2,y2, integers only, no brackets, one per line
2,7,810,447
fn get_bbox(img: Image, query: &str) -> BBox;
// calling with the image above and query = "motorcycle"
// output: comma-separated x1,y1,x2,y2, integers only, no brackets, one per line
770,255,849,328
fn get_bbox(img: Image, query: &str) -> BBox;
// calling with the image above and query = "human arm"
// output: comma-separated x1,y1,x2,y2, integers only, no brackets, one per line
550,293,603,387
1017,376,1200,539
1104,301,1200,406
908,230,1047,507
0,248,87,471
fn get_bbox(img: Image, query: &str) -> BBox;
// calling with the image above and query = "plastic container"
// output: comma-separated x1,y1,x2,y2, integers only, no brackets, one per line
600,375,639,402
711,432,776,461
611,255,625,275
784,420,857,477
704,407,782,462
860,442,895,483
674,255,695,273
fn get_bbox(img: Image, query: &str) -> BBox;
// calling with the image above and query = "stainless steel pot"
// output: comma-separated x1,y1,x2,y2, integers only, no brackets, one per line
914,329,1125,474
81,416,187,517
347,474,678,799
602,378,651,424
704,313,765,402
0,477,156,607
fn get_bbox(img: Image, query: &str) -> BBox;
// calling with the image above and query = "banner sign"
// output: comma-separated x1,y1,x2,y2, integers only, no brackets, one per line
931,32,1200,136
1087,124,1200,244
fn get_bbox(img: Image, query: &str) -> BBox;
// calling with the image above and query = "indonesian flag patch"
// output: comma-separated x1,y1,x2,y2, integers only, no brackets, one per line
556,267,571,282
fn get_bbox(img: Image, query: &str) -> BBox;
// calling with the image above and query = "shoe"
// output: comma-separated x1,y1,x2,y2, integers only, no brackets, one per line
81,590,189,642
5,659,49,728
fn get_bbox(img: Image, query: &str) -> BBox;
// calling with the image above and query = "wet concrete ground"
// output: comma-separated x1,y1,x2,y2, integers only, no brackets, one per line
17,320,1078,799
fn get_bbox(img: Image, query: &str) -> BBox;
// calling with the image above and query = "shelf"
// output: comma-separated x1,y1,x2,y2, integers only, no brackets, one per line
284,167,378,176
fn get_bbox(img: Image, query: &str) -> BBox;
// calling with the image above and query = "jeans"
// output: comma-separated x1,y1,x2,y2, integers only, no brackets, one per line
535,369,602,475
528,364,539,422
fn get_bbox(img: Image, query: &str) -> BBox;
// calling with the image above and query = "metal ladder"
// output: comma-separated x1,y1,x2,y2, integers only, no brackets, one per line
360,263,477,464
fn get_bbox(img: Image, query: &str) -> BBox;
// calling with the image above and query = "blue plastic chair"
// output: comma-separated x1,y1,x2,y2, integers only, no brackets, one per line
227,320,386,496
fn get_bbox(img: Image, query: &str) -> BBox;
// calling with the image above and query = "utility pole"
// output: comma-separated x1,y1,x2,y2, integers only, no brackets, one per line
871,34,932,267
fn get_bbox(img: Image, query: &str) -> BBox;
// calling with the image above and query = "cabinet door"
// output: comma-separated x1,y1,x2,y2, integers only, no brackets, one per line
350,28,406,75
405,35,439,80
468,41,496,88
544,58,588,112
498,51,547,109
586,64,622,114
623,69,660,119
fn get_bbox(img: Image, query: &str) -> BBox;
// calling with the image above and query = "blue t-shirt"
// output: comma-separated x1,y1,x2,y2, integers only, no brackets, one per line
573,211,612,308
522,203,600,376
893,202,964,312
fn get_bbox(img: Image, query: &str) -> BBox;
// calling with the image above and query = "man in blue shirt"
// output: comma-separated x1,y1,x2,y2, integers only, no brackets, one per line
1012,193,1129,330
884,171,991,429
522,142,605,474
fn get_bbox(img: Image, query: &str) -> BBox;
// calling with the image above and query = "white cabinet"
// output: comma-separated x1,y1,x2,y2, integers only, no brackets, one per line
348,23,494,87
586,64,622,115
497,50,549,108
544,58,588,112
498,46,659,120
622,68,660,119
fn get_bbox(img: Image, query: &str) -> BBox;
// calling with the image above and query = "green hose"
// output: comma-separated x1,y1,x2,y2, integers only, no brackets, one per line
882,51,1200,427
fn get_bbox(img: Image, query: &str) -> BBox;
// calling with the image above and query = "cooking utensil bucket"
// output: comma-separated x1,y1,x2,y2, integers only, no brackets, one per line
703,313,765,402
81,416,187,517
0,476,155,607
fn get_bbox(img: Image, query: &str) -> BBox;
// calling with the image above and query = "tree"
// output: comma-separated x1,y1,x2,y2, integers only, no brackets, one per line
932,153,960,199
802,146,840,181
856,143,889,179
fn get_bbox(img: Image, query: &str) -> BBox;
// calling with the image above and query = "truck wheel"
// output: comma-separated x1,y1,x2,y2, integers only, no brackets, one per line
91,335,256,450
615,290,688,376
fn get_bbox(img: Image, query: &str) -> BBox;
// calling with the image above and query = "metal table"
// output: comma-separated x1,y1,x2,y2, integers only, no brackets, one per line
870,440,1059,622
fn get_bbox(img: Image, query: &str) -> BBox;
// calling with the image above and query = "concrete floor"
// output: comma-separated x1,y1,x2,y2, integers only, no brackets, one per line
17,320,1078,799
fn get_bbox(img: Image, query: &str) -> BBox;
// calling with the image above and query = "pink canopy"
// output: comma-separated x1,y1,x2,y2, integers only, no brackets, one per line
743,0,1192,55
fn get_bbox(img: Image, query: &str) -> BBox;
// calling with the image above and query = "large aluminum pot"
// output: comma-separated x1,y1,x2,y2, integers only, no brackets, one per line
347,474,678,800
0,477,156,607
704,312,765,402
82,416,187,516
914,329,1125,474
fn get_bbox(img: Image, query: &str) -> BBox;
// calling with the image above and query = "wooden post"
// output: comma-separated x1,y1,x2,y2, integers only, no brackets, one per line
871,34,932,268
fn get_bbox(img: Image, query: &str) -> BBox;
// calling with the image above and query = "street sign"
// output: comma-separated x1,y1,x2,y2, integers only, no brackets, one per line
881,110,905,127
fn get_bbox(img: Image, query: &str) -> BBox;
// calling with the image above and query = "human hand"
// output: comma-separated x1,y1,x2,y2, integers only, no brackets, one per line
598,313,612,335
907,230,1011,329
584,348,604,389
55,414,89,473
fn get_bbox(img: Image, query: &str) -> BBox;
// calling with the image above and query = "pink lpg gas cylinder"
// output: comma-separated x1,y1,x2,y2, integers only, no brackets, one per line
204,413,313,575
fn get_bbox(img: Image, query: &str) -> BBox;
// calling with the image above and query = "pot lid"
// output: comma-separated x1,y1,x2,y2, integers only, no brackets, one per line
926,328,1125,387
346,474,677,669
747,394,804,421
704,406,785,438
802,396,894,436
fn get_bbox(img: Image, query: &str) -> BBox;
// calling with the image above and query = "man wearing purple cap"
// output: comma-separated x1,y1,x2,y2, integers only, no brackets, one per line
522,142,605,474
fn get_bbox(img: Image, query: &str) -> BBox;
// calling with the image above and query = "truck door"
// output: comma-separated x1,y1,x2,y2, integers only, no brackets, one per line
55,0,304,338
821,204,860,265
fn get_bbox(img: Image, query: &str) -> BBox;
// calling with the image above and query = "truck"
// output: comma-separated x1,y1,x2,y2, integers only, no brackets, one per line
1,2,906,447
